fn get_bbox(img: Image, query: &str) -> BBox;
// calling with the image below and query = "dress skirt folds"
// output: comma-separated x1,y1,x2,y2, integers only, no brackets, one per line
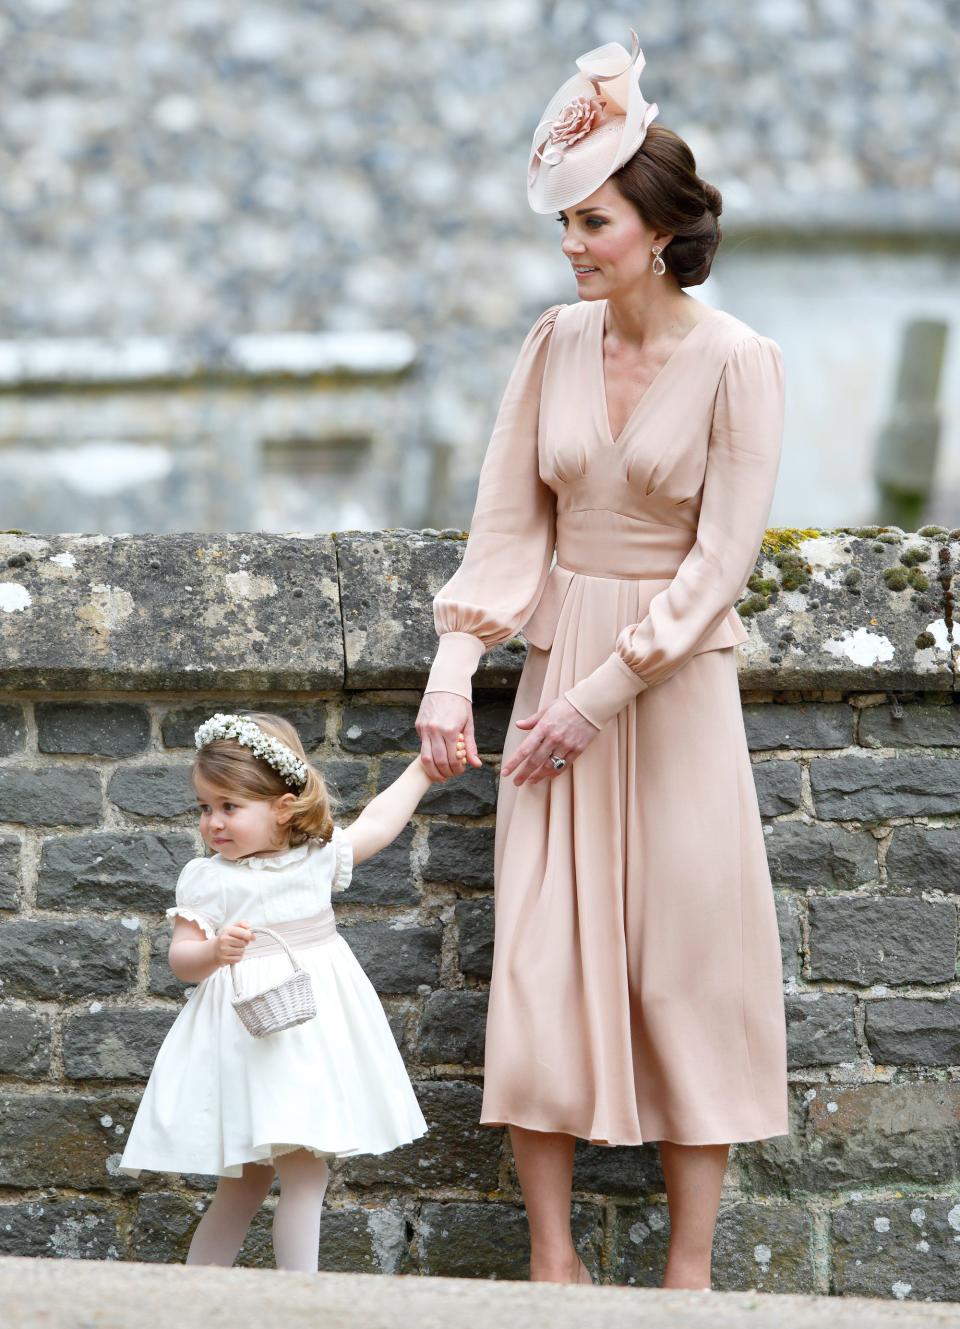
424,299,790,1146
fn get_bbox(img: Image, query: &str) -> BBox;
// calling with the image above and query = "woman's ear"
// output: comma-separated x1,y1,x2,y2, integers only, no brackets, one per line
274,792,298,825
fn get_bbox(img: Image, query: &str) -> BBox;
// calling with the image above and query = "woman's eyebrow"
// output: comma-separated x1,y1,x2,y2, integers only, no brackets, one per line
575,207,610,215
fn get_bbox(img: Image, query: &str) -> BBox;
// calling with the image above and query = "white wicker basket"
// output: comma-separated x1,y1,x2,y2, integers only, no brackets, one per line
230,926,317,1038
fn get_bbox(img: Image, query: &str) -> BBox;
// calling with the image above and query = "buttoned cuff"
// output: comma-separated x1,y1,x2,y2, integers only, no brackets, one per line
424,631,486,701
564,651,649,730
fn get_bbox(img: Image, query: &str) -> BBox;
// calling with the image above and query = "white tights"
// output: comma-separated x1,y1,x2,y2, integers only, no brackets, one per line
186,1149,330,1273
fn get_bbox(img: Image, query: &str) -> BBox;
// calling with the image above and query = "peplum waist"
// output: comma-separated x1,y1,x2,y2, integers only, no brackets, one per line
555,509,695,579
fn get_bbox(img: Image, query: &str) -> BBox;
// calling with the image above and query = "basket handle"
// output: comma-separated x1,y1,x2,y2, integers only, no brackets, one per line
229,925,303,1000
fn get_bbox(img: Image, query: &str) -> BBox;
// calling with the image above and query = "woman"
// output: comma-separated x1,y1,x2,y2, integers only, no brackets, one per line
415,34,789,1291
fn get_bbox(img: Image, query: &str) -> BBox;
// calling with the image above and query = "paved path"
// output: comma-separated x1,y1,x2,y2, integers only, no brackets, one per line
2,1256,958,1328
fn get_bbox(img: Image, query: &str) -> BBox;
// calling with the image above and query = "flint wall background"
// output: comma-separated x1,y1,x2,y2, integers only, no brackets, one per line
0,524,959,1301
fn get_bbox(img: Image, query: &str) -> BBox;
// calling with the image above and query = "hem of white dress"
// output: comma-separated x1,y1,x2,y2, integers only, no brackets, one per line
478,1111,791,1148
119,1125,428,1179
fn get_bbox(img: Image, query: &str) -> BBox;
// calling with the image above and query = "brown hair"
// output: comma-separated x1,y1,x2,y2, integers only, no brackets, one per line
192,711,334,848
611,124,722,288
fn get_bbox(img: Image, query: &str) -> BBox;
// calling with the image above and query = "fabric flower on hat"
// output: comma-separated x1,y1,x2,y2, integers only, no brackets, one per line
549,95,607,147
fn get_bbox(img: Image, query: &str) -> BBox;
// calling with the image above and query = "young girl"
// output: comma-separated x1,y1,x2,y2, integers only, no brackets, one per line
119,710,469,1272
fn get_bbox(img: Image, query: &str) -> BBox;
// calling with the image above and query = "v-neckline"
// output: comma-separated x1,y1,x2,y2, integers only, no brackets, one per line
597,301,719,446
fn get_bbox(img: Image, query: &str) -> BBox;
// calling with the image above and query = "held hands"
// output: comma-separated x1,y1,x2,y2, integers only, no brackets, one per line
502,696,600,786
215,920,255,966
416,692,484,782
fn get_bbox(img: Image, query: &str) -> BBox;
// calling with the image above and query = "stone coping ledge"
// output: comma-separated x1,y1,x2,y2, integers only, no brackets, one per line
723,190,960,244
0,331,417,390
2,1257,957,1329
0,527,957,694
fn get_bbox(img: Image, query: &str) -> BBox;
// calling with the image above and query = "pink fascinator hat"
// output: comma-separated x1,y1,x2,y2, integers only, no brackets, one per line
527,30,659,215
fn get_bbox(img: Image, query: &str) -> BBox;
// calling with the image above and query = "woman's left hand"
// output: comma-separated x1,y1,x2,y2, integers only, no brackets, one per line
501,696,600,786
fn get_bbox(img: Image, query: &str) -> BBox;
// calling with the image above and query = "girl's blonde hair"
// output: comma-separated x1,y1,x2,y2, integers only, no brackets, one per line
192,711,334,847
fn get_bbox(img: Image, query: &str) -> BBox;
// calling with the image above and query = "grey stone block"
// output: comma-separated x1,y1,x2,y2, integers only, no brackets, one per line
0,836,20,909
348,825,418,905
608,1201,671,1286
418,990,488,1065
456,898,494,979
338,531,519,690
572,1140,664,1198
864,994,960,1066
161,704,327,751
340,1081,499,1189
148,923,186,999
0,1005,52,1076
776,893,803,982
129,1192,205,1264
324,758,374,816
108,764,196,817
339,921,441,993
318,1204,412,1274
340,704,419,754
38,831,196,910
63,1008,178,1080
885,825,960,893
752,762,802,816
0,921,139,1000
36,703,150,756
737,1083,960,1195
0,1092,140,1190
0,534,343,691
0,1197,120,1259
415,1202,529,1279
0,768,101,826
763,821,877,890
808,897,956,985
472,698,514,753
423,824,494,889
379,758,497,816
860,702,960,749
744,703,853,751
785,993,857,1068
831,1196,960,1302
0,706,26,756
810,755,960,820
711,1202,816,1294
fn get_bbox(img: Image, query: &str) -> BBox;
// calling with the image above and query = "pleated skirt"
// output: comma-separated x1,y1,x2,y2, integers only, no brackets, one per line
480,570,790,1146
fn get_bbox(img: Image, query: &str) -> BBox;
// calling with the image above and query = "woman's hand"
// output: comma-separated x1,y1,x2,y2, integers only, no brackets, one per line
501,696,599,786
416,691,483,781
215,920,255,966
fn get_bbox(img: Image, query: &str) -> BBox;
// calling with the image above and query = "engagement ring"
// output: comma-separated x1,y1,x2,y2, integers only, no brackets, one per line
550,753,566,770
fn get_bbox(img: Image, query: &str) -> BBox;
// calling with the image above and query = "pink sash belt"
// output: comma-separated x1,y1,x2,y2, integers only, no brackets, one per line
242,908,337,959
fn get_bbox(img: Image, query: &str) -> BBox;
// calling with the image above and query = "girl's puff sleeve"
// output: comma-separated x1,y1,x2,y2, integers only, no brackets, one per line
165,858,224,941
424,305,563,702
565,334,785,730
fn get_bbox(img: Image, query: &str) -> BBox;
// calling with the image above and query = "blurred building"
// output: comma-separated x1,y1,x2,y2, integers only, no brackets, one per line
0,0,957,534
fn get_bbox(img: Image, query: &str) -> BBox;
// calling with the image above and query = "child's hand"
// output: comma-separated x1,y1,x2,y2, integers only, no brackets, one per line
425,733,470,783
215,920,255,966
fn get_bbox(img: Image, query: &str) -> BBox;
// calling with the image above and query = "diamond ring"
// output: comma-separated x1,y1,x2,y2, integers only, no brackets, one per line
549,753,566,770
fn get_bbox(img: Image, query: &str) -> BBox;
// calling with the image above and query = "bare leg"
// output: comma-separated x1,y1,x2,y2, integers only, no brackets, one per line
509,1126,589,1283
186,1162,275,1266
272,1149,330,1273
658,1141,729,1290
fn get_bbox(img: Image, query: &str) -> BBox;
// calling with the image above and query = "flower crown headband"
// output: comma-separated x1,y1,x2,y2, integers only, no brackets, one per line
194,713,309,791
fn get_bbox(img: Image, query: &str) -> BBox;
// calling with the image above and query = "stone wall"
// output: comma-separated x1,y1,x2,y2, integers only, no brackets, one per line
0,526,959,1300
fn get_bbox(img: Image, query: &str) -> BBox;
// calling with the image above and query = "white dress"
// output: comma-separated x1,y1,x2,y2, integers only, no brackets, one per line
119,829,428,1178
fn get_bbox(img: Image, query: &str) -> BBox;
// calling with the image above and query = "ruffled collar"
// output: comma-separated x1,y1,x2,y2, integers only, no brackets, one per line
222,841,314,872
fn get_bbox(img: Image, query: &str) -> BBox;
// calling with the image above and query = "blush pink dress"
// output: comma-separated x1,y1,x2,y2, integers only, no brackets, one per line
424,298,789,1146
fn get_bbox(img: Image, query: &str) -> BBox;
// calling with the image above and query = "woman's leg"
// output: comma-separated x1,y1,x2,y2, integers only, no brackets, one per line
272,1149,330,1273
186,1161,275,1266
658,1141,730,1289
509,1126,590,1283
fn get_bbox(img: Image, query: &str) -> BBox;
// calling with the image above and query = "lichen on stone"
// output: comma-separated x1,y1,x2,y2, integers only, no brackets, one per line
914,631,937,650
883,567,909,591
760,527,822,556
906,569,929,592
737,593,771,617
899,546,929,568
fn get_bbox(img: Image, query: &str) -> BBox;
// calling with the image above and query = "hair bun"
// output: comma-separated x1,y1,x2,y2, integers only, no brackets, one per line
703,181,723,218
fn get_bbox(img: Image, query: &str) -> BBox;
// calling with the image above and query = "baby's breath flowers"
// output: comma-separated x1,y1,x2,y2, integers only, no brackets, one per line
195,714,309,789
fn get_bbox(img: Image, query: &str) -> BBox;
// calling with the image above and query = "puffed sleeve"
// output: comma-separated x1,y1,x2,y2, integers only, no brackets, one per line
330,826,354,895
423,305,564,701
565,335,785,730
164,857,224,941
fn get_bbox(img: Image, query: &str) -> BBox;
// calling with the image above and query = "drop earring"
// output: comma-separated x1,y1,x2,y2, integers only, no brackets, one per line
651,244,666,276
